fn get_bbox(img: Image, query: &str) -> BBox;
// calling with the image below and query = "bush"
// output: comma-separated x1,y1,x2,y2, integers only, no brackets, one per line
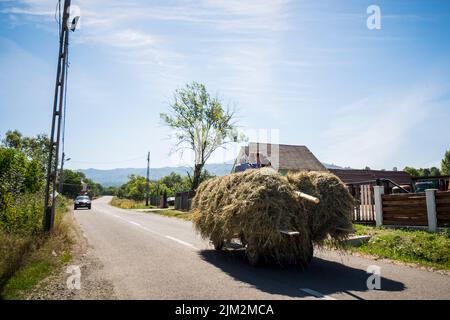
353,226,450,269
0,195,69,295
0,230,33,288
0,192,44,235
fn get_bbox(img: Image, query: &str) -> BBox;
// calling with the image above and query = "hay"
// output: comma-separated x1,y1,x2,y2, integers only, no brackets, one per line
287,171,355,242
192,168,313,265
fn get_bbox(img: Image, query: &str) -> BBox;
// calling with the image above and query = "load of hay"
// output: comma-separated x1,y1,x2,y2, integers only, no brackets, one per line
192,168,355,266
287,171,355,242
192,168,313,266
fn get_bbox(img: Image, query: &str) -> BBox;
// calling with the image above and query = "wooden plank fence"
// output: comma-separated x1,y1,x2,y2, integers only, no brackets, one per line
436,192,450,227
375,190,450,230
381,193,428,226
351,184,375,223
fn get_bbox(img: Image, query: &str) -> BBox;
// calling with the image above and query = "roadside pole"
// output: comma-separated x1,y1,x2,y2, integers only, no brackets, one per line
58,153,71,194
146,151,150,206
43,0,78,232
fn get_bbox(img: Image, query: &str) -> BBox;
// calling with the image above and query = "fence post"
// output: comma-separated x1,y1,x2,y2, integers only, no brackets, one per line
373,186,384,227
425,189,438,232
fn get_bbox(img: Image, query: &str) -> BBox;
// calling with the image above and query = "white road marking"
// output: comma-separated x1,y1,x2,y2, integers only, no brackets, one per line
300,288,336,300
105,206,199,250
165,235,198,250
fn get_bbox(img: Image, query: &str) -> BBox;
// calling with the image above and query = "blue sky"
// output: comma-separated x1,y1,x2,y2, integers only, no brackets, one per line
0,0,449,170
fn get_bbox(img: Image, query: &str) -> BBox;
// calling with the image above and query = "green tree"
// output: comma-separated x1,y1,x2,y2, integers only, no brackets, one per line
404,166,441,177
60,169,85,199
0,147,44,229
127,175,148,201
149,181,171,198
160,82,243,191
420,168,431,177
160,172,184,190
85,179,104,199
442,150,450,175
2,130,50,171
102,186,118,196
159,172,191,196
0,147,43,194
116,175,148,201
404,166,420,177
429,167,441,177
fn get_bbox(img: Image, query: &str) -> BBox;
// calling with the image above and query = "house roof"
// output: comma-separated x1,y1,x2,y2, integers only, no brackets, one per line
329,169,413,185
235,142,327,172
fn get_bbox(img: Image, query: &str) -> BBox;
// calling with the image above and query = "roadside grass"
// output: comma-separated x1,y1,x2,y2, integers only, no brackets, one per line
344,224,450,270
110,197,156,210
147,209,192,221
0,196,73,300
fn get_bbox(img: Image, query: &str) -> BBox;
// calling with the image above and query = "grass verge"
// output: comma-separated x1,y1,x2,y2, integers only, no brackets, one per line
0,196,73,299
147,209,192,221
110,197,156,210
344,224,450,270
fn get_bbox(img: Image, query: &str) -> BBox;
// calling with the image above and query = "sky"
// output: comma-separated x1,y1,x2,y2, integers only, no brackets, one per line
0,0,449,170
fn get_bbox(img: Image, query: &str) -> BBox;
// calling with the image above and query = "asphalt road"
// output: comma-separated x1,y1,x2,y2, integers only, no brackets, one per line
73,196,450,300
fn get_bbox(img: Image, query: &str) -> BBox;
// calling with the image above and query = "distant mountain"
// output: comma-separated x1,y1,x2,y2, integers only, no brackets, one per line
322,163,345,169
80,162,348,186
79,163,234,187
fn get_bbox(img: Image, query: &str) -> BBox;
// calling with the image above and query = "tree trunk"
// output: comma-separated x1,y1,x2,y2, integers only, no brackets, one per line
191,163,203,191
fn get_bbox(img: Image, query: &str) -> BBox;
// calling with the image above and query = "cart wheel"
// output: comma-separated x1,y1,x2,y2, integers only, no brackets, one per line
212,239,224,250
246,247,260,266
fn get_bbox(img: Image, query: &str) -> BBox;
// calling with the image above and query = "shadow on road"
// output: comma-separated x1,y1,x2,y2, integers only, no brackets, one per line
198,249,405,299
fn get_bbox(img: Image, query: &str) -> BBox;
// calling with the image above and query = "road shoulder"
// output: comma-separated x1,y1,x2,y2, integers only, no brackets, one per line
26,210,116,300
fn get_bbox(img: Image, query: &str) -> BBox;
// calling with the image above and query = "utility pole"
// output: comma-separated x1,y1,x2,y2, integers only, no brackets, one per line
43,0,73,232
146,151,150,206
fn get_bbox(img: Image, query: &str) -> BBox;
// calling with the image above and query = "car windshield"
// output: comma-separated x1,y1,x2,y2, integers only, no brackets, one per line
76,196,89,200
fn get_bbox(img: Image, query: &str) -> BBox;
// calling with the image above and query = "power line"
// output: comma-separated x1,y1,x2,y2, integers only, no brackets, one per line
54,0,61,30
146,151,150,206
61,39,69,159
69,156,146,165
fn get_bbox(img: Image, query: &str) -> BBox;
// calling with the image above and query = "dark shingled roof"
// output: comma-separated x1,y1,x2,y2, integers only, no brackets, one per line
329,169,413,185
235,142,327,172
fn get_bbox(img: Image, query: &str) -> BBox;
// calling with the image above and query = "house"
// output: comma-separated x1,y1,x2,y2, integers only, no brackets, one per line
232,142,327,174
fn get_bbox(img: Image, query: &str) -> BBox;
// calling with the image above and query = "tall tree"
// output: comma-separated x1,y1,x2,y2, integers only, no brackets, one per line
442,150,450,175
2,130,50,171
429,167,441,177
161,82,242,190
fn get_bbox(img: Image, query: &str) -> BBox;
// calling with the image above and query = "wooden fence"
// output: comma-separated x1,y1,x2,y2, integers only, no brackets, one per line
375,190,450,230
350,184,375,223
174,191,195,211
436,192,450,227
381,193,428,226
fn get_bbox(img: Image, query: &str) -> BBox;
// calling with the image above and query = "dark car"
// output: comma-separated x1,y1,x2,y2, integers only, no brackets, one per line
415,181,438,193
74,195,91,210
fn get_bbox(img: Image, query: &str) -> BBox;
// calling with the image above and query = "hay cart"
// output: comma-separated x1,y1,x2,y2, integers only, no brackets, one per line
210,191,321,266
